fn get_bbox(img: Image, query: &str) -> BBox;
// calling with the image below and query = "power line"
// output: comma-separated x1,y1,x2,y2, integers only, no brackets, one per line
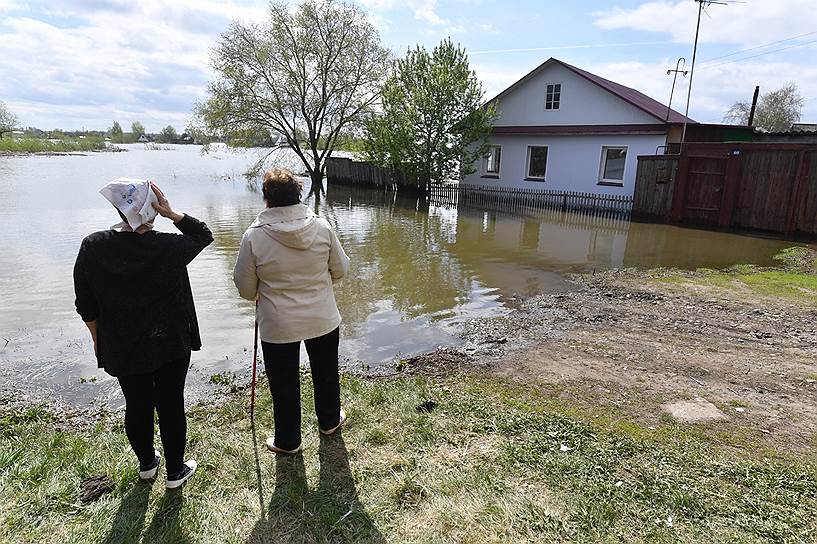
468,40,674,55
701,38,817,69
699,29,817,64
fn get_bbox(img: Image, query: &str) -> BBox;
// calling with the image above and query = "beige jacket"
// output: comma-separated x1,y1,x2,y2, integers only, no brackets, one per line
233,204,350,343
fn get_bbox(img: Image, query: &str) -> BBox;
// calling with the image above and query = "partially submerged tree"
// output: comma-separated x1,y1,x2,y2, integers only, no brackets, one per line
363,39,496,191
0,101,17,138
131,121,145,138
156,125,178,143
109,121,124,143
198,0,390,195
724,82,805,132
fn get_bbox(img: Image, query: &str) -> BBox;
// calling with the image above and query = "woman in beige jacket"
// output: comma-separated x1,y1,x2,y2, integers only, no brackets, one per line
234,169,350,454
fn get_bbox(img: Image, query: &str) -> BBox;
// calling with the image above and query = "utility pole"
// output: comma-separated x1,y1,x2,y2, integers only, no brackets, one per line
747,85,760,126
681,0,728,146
666,57,688,121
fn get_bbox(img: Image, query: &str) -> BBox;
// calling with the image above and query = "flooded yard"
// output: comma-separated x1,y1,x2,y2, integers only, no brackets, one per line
0,144,798,407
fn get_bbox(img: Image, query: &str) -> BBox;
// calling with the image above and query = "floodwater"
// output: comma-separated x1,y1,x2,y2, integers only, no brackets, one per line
0,144,799,407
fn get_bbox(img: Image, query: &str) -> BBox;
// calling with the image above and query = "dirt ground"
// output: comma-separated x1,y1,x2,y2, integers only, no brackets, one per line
405,269,817,452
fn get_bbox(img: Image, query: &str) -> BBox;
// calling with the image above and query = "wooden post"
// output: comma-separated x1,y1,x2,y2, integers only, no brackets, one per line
785,150,811,237
748,86,760,127
670,151,691,223
718,148,743,228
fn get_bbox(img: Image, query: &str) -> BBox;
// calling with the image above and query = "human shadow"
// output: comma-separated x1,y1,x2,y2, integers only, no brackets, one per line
246,433,385,543
142,489,191,544
99,479,153,544
315,433,385,543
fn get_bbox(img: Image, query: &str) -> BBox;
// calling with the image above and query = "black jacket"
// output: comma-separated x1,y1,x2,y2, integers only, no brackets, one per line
73,214,214,377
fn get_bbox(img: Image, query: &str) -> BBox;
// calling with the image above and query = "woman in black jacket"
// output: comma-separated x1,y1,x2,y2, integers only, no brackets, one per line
73,181,213,489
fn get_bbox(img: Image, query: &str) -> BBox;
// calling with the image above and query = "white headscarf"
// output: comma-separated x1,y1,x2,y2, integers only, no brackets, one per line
99,178,159,232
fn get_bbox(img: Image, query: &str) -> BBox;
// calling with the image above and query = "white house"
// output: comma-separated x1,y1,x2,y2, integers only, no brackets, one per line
462,58,694,196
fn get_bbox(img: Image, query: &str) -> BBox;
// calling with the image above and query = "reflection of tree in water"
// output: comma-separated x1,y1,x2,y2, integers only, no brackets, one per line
322,186,472,336
201,184,473,337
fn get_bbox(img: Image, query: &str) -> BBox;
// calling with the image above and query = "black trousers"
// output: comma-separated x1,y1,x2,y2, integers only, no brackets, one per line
262,327,341,450
117,355,190,475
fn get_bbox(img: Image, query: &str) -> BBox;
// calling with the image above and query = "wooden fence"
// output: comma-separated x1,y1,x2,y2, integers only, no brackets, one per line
326,157,410,189
428,184,633,217
634,143,817,237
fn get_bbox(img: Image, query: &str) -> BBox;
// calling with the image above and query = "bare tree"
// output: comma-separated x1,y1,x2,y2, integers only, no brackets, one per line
724,82,805,132
0,101,18,138
198,0,390,195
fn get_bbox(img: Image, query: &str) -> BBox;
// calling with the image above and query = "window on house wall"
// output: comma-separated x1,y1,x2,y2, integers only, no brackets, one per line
545,83,561,110
482,145,501,177
598,146,628,185
526,146,548,180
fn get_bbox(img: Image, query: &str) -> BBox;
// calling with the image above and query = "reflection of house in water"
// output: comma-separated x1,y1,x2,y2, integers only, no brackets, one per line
448,205,630,295
621,221,791,270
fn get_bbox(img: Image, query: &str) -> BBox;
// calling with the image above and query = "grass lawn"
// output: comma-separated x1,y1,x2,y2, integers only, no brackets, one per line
2,373,816,543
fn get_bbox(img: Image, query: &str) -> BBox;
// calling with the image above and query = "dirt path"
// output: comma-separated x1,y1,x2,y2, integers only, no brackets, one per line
407,269,817,451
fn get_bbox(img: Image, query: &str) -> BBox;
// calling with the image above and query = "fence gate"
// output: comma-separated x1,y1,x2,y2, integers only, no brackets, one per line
682,155,727,224
670,147,742,228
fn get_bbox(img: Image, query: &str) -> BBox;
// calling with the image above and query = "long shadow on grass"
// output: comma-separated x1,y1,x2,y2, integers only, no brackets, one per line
142,490,190,544
246,433,385,543
99,480,152,544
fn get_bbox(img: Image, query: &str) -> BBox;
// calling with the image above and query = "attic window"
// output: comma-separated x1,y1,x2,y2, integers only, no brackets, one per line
545,83,561,110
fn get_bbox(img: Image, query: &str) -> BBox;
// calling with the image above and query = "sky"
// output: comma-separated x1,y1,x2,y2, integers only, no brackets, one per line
1,0,816,132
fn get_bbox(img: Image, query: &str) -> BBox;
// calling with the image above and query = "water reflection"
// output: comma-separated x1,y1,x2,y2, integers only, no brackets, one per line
0,145,800,407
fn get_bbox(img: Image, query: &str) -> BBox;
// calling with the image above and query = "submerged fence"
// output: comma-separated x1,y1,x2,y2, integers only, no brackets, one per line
326,157,634,217
428,184,633,217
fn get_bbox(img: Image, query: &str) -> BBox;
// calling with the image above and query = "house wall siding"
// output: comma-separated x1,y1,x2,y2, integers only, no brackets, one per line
494,63,662,126
462,134,668,196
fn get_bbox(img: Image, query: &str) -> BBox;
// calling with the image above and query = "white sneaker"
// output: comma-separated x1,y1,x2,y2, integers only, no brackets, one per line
320,408,347,436
265,438,303,454
138,450,161,480
165,460,197,489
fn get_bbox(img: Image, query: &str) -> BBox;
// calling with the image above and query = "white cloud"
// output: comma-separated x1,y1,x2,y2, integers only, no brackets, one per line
0,0,270,131
478,23,499,35
593,0,817,45
0,0,23,11
360,0,447,26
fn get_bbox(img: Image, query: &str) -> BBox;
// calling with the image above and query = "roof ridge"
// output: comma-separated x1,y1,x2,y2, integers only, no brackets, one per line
488,57,694,125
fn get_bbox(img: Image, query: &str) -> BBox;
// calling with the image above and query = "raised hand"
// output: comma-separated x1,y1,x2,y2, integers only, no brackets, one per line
151,182,184,223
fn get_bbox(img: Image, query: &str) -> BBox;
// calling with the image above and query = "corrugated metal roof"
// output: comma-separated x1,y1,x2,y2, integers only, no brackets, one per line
487,58,694,125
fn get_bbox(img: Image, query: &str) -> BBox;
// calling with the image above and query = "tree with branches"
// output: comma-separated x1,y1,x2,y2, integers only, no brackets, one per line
724,82,805,132
0,101,17,138
198,0,390,195
363,39,496,191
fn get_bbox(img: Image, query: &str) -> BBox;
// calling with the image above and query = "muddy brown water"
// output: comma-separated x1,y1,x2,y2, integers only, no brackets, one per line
0,144,799,407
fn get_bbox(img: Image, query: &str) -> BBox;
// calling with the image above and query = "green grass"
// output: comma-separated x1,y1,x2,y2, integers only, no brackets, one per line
0,137,106,153
655,247,817,304
2,374,816,543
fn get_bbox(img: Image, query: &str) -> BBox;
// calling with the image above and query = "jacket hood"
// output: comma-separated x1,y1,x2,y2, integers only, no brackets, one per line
250,204,318,250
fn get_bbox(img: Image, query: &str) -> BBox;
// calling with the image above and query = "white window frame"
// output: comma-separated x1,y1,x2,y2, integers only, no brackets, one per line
525,145,548,181
598,145,628,186
544,82,562,111
482,145,502,177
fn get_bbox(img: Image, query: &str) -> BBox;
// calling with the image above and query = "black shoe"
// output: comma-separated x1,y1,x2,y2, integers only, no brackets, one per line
138,450,161,480
165,460,197,489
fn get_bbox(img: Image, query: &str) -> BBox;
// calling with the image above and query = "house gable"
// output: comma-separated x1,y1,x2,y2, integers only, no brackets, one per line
490,59,681,128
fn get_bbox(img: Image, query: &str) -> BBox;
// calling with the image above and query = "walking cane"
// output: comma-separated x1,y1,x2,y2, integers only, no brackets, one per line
250,300,259,418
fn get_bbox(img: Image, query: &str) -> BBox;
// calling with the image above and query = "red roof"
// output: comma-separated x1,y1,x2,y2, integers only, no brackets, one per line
487,58,695,125
492,124,668,136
